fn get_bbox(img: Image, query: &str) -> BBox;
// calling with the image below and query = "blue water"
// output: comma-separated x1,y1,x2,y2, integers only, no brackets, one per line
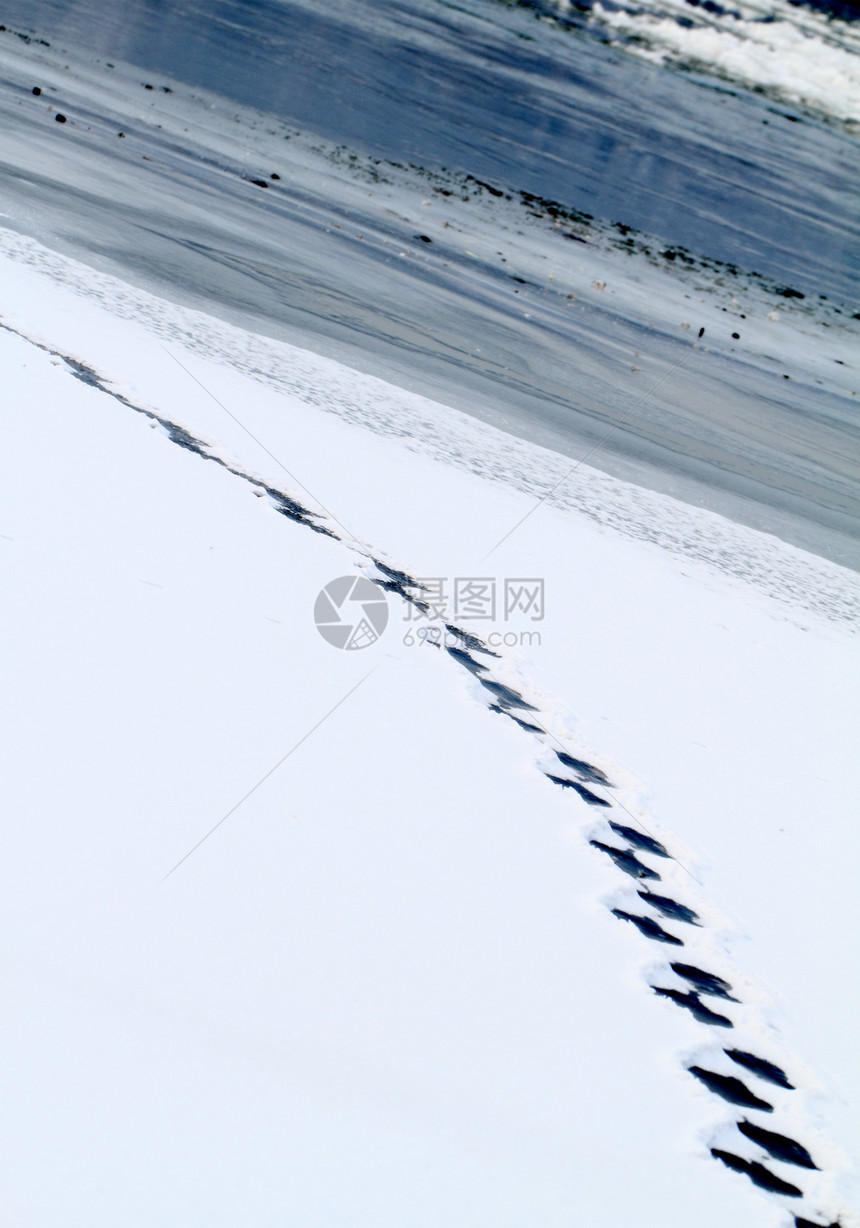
2,0,857,299
0,0,858,564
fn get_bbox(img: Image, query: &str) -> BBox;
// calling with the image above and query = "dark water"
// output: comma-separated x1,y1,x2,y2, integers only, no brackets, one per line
2,0,858,299
1,0,858,566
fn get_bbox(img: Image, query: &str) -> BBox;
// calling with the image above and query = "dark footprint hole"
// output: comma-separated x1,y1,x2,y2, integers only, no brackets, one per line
611,909,683,945
670,962,736,1000
637,889,701,926
373,574,420,600
370,559,424,602
477,675,537,712
488,704,543,734
268,492,332,536
444,624,499,656
447,646,488,676
549,776,611,807
608,821,669,858
63,356,104,389
737,1120,817,1169
688,1066,772,1110
710,1149,802,1197
554,749,611,787
724,1048,794,1089
163,422,209,458
652,988,733,1027
372,559,424,590
590,840,660,880
795,1219,843,1227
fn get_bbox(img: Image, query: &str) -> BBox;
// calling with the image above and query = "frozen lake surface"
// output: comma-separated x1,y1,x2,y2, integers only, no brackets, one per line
0,0,858,565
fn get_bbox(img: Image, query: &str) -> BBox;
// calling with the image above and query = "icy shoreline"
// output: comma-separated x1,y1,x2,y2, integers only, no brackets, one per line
1,14,858,569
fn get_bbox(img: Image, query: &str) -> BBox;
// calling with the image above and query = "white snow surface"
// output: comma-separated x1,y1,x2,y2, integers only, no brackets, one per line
1,236,859,1226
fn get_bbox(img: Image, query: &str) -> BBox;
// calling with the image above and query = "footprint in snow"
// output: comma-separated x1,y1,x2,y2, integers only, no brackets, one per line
670,962,737,1000
611,908,683,945
652,987,733,1027
548,775,611,806
736,1120,817,1169
590,840,660,880
724,1048,794,1089
608,820,669,858
688,1066,772,1110
710,1149,802,1197
637,889,701,926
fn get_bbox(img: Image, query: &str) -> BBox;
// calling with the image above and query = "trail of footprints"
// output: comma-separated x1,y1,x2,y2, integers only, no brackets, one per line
424,628,842,1226
16,326,845,1227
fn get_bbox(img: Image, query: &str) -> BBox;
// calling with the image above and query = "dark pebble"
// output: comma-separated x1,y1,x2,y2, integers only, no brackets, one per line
732,332,740,339
32,86,41,95
417,234,432,243
270,172,280,180
250,178,269,188
55,113,66,123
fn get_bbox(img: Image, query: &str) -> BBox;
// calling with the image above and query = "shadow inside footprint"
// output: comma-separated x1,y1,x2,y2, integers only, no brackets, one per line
590,840,660,880
637,889,701,926
64,356,105,388
549,776,611,806
447,645,489,675
269,490,329,533
724,1048,794,1090
737,1120,817,1169
488,704,544,734
688,1066,773,1110
164,420,210,458
652,988,733,1027
710,1149,802,1197
372,560,421,586
444,624,500,656
611,909,683,945
670,962,737,1000
554,749,611,787
608,821,669,858
477,675,538,712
